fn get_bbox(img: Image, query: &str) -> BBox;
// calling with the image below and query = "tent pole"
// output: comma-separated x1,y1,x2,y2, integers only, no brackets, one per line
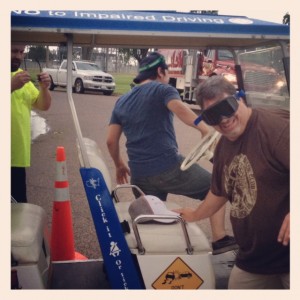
66,34,90,168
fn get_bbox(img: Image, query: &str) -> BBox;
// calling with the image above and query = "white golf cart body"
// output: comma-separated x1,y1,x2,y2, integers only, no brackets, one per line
11,10,289,290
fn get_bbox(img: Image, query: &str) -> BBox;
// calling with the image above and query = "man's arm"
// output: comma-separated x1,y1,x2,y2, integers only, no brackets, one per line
174,190,227,222
11,71,31,92
167,99,210,137
106,124,131,184
32,72,52,111
277,213,290,246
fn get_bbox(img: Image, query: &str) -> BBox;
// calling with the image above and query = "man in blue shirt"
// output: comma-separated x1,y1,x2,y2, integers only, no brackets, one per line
107,52,237,254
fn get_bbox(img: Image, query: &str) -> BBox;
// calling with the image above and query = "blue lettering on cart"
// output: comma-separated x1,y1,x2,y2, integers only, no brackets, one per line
95,194,108,223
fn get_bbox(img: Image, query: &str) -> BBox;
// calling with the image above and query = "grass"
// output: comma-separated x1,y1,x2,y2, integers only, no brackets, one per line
111,73,136,95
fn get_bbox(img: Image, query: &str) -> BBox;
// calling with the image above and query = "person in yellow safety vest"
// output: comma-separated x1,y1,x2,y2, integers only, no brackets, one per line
11,44,52,203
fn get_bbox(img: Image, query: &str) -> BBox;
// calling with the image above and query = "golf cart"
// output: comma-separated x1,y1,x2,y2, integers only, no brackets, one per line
11,10,289,290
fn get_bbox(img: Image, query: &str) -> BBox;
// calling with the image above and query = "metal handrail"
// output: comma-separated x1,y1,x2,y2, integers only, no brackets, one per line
131,214,194,255
112,184,145,203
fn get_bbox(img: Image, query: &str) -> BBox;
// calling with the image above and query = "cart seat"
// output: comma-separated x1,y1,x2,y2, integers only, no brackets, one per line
11,203,48,264
115,201,212,255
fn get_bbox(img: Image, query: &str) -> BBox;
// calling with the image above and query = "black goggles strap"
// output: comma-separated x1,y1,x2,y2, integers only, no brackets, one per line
139,56,165,72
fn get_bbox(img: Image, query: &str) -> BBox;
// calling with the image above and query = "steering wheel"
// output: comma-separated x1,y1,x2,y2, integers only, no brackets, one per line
180,131,221,171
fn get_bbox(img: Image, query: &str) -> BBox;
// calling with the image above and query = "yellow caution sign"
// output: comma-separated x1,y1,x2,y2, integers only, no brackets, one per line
152,257,204,289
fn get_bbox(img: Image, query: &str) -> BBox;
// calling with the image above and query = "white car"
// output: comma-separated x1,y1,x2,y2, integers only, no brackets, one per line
44,60,116,95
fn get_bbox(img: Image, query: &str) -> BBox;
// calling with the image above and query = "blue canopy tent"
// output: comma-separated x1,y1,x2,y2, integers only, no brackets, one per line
11,10,290,290
11,10,290,155
11,10,289,48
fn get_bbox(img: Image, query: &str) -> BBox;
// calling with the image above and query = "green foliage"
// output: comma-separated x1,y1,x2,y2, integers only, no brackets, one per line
112,73,136,95
27,46,46,61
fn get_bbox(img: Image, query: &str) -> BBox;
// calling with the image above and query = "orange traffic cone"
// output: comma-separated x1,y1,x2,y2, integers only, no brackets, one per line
50,146,87,261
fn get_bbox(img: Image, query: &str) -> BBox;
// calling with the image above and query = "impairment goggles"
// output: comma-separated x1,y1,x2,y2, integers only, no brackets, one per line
194,95,239,126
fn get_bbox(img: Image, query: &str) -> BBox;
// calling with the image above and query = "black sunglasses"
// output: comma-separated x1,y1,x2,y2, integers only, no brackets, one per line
194,95,239,126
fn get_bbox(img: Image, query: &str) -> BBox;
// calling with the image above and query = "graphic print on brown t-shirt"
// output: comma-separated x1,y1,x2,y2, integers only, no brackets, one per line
224,153,257,219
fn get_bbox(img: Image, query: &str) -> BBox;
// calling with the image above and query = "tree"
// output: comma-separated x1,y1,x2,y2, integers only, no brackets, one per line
57,46,81,61
81,46,94,60
118,48,149,64
283,13,290,25
27,46,47,61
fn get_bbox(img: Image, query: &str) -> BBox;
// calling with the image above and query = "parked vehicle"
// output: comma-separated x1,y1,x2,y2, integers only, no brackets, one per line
44,60,116,95
159,47,288,107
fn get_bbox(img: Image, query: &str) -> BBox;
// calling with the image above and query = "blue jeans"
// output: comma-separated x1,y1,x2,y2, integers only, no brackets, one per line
131,156,211,201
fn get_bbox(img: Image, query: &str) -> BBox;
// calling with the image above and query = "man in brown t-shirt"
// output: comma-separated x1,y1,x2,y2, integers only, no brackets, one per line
175,76,289,289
